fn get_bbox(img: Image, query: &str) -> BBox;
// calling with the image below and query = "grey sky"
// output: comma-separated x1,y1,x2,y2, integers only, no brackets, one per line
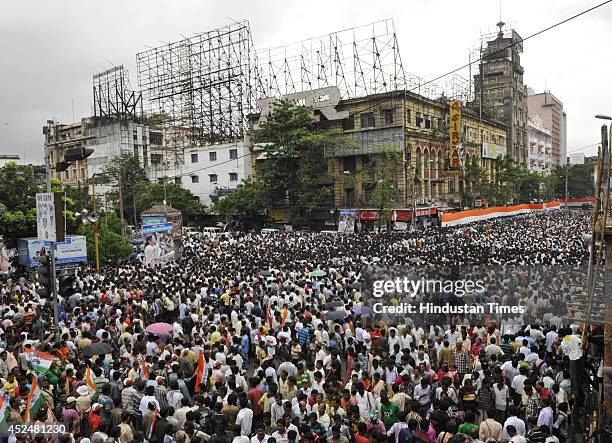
1,0,610,163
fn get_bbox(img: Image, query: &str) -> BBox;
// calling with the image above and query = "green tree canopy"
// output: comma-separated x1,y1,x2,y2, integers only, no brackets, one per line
77,212,132,265
133,181,206,216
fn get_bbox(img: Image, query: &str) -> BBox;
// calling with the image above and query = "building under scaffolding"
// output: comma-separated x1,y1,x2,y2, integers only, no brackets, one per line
136,20,262,168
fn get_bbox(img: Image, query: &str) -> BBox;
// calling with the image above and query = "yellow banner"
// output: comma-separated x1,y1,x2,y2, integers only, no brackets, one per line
449,100,461,169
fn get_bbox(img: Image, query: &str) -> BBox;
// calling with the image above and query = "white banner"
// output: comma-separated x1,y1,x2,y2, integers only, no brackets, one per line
36,193,57,242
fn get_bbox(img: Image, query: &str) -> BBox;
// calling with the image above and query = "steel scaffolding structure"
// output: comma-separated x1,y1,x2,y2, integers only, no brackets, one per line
257,19,471,103
136,20,262,166
93,65,142,119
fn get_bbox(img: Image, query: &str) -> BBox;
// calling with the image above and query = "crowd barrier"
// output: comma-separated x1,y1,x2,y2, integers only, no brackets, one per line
440,201,561,227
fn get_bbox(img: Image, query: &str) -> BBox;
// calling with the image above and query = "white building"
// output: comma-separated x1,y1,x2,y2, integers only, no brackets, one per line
148,140,252,206
527,114,553,175
0,154,21,167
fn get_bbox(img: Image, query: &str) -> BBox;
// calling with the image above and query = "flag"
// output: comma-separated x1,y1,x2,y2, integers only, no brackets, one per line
141,355,149,380
148,408,160,439
85,367,98,398
281,306,288,328
26,349,58,375
24,378,44,422
0,391,10,429
194,351,205,393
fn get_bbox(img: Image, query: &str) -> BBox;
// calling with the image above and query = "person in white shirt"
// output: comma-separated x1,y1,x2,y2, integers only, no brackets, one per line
236,397,254,436
250,423,270,443
545,326,558,354
502,407,526,439
506,424,528,442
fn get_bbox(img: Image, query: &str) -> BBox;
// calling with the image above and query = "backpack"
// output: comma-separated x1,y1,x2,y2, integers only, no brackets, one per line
398,427,414,443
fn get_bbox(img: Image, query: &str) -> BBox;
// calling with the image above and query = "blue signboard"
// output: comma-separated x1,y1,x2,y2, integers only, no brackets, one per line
142,223,174,235
17,236,88,268
142,215,167,225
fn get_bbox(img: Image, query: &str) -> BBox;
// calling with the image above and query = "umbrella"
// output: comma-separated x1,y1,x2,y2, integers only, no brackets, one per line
258,270,273,277
81,342,112,357
352,306,372,315
349,282,362,289
145,322,173,336
325,310,346,321
310,269,327,277
324,301,344,310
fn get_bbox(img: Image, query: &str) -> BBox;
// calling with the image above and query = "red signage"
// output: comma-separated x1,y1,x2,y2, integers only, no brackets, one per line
355,208,437,221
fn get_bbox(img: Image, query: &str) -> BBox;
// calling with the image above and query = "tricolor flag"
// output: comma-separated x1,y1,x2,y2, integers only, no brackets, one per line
141,355,149,380
281,305,288,328
194,351,205,393
85,367,98,398
24,378,44,422
148,408,160,439
26,349,58,375
0,391,10,430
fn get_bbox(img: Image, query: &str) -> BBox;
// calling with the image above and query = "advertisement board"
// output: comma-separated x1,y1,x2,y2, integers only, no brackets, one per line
449,100,461,169
17,236,87,268
338,210,356,234
142,223,174,236
481,142,507,159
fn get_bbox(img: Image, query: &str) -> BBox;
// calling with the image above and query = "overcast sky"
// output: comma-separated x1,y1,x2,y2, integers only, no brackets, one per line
1,0,610,163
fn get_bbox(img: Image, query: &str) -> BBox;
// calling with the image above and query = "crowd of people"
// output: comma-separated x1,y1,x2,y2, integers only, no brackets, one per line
0,210,603,443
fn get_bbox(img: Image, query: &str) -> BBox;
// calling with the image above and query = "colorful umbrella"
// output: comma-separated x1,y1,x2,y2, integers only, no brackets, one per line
145,322,173,336
310,269,327,277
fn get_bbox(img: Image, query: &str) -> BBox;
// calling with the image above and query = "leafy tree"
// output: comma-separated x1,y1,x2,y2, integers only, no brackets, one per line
212,177,266,218
253,99,336,224
551,163,594,199
103,153,148,223
133,181,206,216
77,212,132,265
0,163,43,242
368,179,398,228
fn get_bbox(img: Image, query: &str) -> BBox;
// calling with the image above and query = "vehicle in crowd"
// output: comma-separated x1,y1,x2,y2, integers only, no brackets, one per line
202,226,222,238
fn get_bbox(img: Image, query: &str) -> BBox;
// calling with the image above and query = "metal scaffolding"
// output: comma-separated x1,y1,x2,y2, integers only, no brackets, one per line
93,65,142,120
136,20,262,167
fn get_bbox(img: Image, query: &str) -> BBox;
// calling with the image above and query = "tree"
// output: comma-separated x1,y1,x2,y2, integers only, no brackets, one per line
103,153,148,224
253,99,336,224
551,163,594,199
368,180,398,229
212,177,266,218
0,163,43,243
133,181,206,216
77,212,132,265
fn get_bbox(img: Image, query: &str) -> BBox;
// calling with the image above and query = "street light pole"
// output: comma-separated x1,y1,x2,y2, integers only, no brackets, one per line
92,177,100,271
564,156,570,211
44,122,60,330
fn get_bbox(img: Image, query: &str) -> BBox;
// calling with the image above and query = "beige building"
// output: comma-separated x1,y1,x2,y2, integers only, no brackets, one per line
527,91,566,167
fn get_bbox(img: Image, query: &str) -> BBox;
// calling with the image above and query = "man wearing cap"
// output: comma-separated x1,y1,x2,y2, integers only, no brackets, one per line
76,384,92,414
62,396,80,434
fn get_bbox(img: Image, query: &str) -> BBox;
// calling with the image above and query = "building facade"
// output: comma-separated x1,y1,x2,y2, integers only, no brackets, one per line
473,23,528,168
527,91,566,167
527,114,552,175
250,87,508,215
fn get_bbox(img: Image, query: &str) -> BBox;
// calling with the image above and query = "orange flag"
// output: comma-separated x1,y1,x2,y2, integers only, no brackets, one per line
281,306,288,327
194,351,205,393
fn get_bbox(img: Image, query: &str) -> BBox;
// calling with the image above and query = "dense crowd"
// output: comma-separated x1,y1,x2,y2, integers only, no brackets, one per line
0,211,602,443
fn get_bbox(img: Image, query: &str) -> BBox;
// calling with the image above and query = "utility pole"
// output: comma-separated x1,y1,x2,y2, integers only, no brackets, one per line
44,130,60,330
118,173,125,240
564,155,570,211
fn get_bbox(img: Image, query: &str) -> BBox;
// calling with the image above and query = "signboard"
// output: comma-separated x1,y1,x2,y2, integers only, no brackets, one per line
36,193,64,242
17,236,87,268
355,208,437,221
474,198,483,208
393,221,408,231
449,100,461,169
482,142,507,160
338,210,356,234
141,215,166,225
142,223,174,236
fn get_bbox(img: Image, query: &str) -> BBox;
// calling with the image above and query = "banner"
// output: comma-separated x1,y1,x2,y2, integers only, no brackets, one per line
441,201,561,226
449,100,461,169
18,236,88,268
338,210,356,233
482,142,507,160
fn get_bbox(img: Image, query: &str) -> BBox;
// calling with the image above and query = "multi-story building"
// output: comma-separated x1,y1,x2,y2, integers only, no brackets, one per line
527,91,566,167
527,115,552,175
251,87,508,218
44,116,250,208
149,140,252,206
473,22,529,168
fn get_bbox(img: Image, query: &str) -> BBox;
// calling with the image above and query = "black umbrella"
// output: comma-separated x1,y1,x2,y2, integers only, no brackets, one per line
349,282,362,289
324,301,344,310
81,342,112,357
325,310,346,321
259,270,273,277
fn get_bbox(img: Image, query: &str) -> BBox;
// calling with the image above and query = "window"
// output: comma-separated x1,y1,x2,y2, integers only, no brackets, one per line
191,175,199,183
149,132,163,145
209,151,217,161
229,149,238,160
150,154,163,164
174,177,181,185
209,174,218,183
360,112,375,128
342,116,355,130
191,153,198,163
229,173,238,181
382,109,393,124
415,112,423,128
424,116,431,129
